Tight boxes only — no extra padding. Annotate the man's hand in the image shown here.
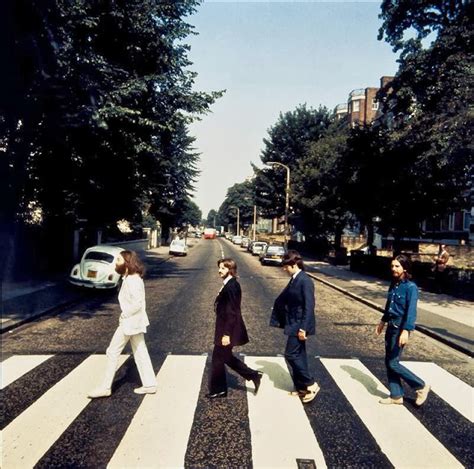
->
[375,321,385,336]
[398,330,409,346]
[221,335,231,346]
[297,329,307,341]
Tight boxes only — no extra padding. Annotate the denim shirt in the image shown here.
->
[382,279,418,331]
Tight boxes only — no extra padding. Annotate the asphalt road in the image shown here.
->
[2,238,473,468]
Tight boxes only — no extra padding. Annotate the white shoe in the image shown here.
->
[134,386,157,395]
[301,383,320,403]
[87,388,111,399]
[415,384,431,406]
[379,396,403,405]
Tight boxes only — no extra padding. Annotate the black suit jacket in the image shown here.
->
[214,276,249,346]
[270,270,316,336]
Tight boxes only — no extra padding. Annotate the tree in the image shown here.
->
[217,180,256,231]
[293,118,352,246]
[175,198,201,228]
[1,0,223,274]
[375,0,473,237]
[206,209,218,228]
[254,105,332,218]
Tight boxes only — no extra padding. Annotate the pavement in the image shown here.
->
[1,243,473,356]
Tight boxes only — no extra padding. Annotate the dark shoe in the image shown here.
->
[206,391,227,399]
[252,371,264,395]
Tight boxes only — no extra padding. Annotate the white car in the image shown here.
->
[169,239,188,256]
[69,245,124,289]
[232,235,243,245]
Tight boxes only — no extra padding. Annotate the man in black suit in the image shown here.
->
[207,258,263,399]
[270,250,319,403]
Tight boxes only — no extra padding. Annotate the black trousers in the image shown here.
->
[209,345,257,393]
[284,335,314,391]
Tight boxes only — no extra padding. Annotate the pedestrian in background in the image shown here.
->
[207,258,263,399]
[88,250,156,398]
[432,243,450,293]
[376,254,430,406]
[270,250,319,404]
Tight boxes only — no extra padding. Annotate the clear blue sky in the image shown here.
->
[187,1,399,218]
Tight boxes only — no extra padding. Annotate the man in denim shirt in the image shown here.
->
[375,255,431,406]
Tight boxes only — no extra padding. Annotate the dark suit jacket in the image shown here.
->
[214,276,249,346]
[270,270,316,336]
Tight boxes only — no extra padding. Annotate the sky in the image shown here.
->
[187,1,400,218]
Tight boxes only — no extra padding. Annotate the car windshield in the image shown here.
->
[266,246,285,254]
[84,251,115,263]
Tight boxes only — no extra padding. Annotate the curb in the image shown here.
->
[1,254,173,335]
[307,272,473,358]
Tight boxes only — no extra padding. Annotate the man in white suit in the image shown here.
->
[88,250,157,398]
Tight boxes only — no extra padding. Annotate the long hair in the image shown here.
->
[121,250,146,278]
[217,258,238,277]
[394,254,412,280]
[282,250,305,271]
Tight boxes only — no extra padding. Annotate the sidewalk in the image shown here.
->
[0,245,172,334]
[305,261,474,356]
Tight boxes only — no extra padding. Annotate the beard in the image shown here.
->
[115,263,127,276]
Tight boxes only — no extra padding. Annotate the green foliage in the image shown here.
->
[293,119,352,238]
[2,0,223,237]
[376,0,473,237]
[254,104,331,218]
[217,180,256,229]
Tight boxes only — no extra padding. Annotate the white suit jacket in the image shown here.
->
[118,274,150,335]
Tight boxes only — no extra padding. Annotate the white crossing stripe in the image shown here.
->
[402,361,474,423]
[245,356,327,469]
[108,354,207,469]
[1,354,128,469]
[1,355,53,389]
[321,358,463,469]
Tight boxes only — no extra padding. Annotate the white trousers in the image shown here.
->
[102,325,156,389]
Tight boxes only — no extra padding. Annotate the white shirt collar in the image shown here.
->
[292,270,302,280]
[223,275,233,286]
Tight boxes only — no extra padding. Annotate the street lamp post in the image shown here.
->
[266,161,290,249]
[229,205,240,236]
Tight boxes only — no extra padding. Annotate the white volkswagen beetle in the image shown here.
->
[69,245,124,289]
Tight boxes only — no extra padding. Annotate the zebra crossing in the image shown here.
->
[1,353,472,468]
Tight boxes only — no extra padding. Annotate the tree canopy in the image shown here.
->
[1,0,222,240]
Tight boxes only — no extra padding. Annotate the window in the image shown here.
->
[372,98,379,110]
[84,251,115,263]
[352,100,360,112]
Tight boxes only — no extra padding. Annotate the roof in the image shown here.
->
[83,245,125,256]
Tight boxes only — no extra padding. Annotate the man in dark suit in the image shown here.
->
[207,258,262,399]
[270,250,319,403]
[207,258,263,399]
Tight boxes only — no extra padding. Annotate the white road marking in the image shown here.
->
[1,354,128,468]
[245,356,327,469]
[1,355,53,389]
[402,361,474,422]
[108,354,207,469]
[321,358,463,469]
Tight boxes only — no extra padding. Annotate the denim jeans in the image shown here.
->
[385,325,424,398]
[285,335,314,391]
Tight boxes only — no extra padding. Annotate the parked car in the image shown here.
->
[251,241,268,256]
[232,235,243,245]
[169,238,188,256]
[259,244,286,265]
[241,237,250,248]
[69,245,124,289]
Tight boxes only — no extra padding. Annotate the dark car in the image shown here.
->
[259,244,286,265]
